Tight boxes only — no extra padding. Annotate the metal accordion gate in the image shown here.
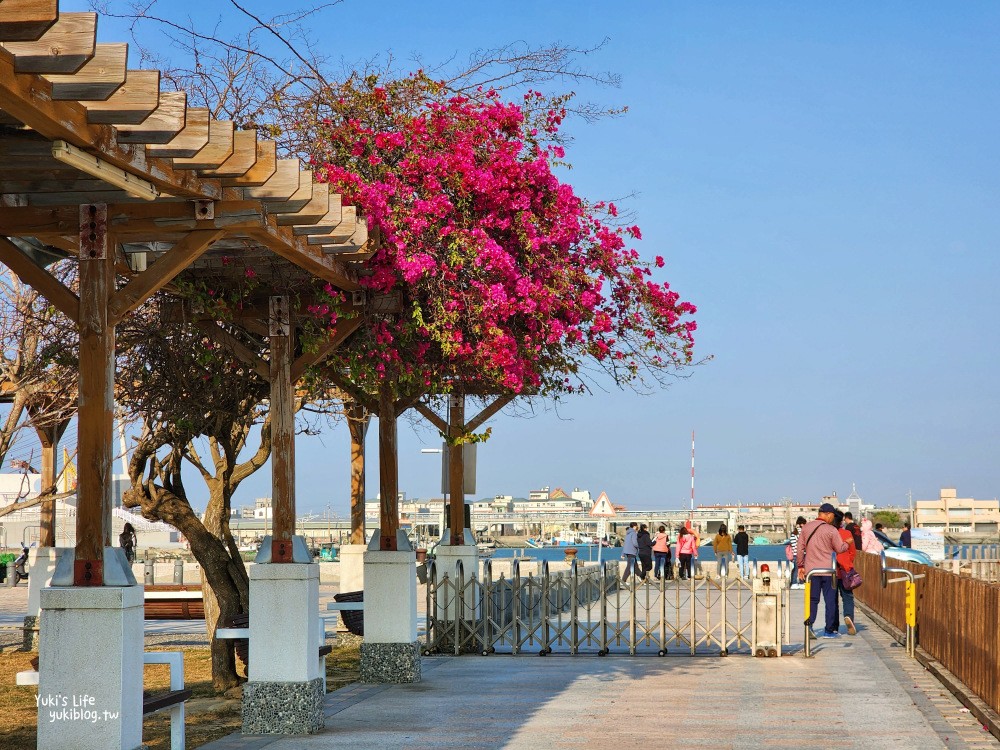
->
[423,558,793,656]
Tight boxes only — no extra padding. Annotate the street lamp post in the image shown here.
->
[420,448,445,545]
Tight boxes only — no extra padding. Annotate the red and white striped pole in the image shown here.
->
[690,430,695,521]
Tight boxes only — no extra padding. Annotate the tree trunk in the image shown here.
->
[124,482,248,691]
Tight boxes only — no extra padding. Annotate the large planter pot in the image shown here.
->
[564,547,579,562]
[415,548,428,564]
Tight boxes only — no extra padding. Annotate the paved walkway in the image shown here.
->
[200,600,999,750]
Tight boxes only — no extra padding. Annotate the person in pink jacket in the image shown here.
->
[861,518,882,555]
[677,527,698,580]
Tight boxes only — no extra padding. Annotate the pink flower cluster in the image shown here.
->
[313,76,696,395]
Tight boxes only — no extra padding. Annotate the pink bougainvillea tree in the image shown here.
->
[308,74,697,404]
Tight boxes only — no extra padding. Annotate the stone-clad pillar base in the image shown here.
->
[360,642,421,683]
[22,614,38,651]
[242,678,325,735]
[338,543,366,592]
[37,584,143,750]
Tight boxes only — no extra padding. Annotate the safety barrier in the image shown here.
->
[423,558,793,656]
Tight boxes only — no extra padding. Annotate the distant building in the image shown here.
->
[915,488,1000,534]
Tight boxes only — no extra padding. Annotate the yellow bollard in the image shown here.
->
[904,581,916,628]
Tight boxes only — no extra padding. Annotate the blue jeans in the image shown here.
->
[837,578,855,623]
[653,552,670,578]
[716,552,732,576]
[806,575,838,634]
[622,555,639,581]
[736,554,749,577]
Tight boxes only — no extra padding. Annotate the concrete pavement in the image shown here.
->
[199,600,1000,750]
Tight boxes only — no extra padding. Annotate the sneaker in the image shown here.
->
[818,631,840,639]
[845,616,856,635]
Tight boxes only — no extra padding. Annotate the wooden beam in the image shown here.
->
[146,107,210,159]
[0,0,59,42]
[0,236,79,322]
[378,384,399,551]
[269,295,296,558]
[33,417,69,547]
[448,394,465,545]
[347,402,368,544]
[264,169,313,212]
[275,180,329,225]
[222,139,276,187]
[200,129,257,178]
[83,69,160,125]
[243,158,299,201]
[4,12,96,74]
[0,48,220,199]
[466,394,515,432]
[290,316,360,382]
[172,119,234,170]
[75,203,114,584]
[0,201,264,238]
[293,195,342,235]
[194,321,269,381]
[413,402,448,434]
[247,221,359,292]
[44,43,127,101]
[108,228,224,324]
[115,90,186,144]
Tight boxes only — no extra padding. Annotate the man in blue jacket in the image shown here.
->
[621,522,639,583]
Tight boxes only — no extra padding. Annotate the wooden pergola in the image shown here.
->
[0,3,377,581]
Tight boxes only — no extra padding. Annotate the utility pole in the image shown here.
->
[908,489,914,528]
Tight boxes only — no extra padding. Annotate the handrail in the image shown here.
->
[802,552,837,658]
[880,550,917,657]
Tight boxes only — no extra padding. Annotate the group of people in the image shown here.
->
[794,503,874,638]
[621,521,750,583]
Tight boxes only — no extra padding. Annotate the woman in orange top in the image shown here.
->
[832,509,858,635]
[652,525,672,580]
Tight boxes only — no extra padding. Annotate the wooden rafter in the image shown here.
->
[0,47,220,199]
[290,316,361,383]
[0,0,59,42]
[108,228,225,323]
[4,12,96,74]
[194,320,269,381]
[0,236,79,322]
[44,43,128,101]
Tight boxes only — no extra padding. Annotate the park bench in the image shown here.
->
[216,613,334,691]
[17,652,191,750]
[327,590,365,636]
[144,585,205,620]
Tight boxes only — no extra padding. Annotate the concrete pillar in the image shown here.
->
[338,543,366,593]
[37,584,144,750]
[23,547,68,650]
[242,560,324,735]
[361,539,420,683]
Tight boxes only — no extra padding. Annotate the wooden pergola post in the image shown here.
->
[378,384,398,550]
[34,417,69,548]
[347,402,368,545]
[448,393,466,546]
[269,295,296,562]
[74,203,114,586]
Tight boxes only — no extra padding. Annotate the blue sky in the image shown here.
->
[52,1,1000,512]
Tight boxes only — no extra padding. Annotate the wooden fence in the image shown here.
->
[854,551,1000,715]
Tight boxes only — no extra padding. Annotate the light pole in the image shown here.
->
[420,448,445,545]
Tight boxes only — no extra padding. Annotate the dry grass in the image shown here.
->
[1,641,361,748]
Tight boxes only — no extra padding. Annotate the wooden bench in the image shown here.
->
[144,585,205,620]
[216,614,333,691]
[16,653,191,750]
[327,592,364,636]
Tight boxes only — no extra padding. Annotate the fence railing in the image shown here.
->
[424,557,793,657]
[855,551,1000,715]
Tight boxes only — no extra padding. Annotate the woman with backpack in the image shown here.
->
[119,522,138,564]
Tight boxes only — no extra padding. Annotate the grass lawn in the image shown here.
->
[1,642,361,748]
